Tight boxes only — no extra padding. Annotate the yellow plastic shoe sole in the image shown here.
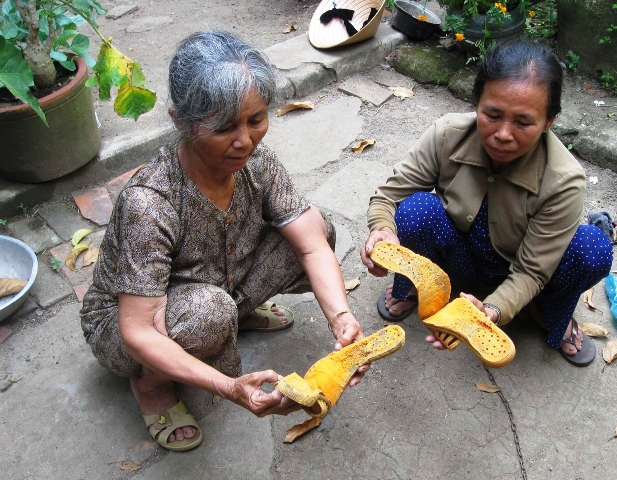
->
[277,324,405,442]
[422,297,516,368]
[370,241,515,368]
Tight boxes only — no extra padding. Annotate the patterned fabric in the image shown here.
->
[80,141,328,377]
[393,191,613,347]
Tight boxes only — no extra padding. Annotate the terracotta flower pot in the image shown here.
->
[0,57,101,183]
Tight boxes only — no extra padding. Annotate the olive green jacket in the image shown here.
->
[368,112,586,324]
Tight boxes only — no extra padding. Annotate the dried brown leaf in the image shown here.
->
[580,322,609,337]
[276,101,314,116]
[475,382,501,393]
[82,247,99,267]
[603,340,617,363]
[0,278,27,298]
[284,416,323,443]
[282,21,298,33]
[65,242,89,271]
[583,287,600,311]
[344,277,361,293]
[388,86,414,99]
[114,460,142,472]
[351,138,376,153]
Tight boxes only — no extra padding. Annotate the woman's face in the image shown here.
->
[189,87,269,175]
[477,78,555,171]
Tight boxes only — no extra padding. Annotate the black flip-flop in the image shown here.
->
[559,319,596,367]
[377,292,417,322]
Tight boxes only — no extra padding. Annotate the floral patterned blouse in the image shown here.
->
[84,141,309,304]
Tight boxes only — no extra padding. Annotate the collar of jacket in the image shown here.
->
[449,123,545,195]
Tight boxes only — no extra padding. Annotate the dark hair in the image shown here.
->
[169,30,276,135]
[472,41,563,120]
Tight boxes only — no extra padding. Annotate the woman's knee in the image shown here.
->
[166,284,238,354]
[568,225,614,276]
[395,191,445,236]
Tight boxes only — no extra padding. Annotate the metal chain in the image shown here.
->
[483,365,528,480]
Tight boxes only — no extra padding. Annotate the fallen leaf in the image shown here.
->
[388,86,414,99]
[65,242,89,271]
[276,101,314,116]
[476,382,501,393]
[344,277,361,293]
[0,278,27,298]
[580,322,609,337]
[282,21,298,33]
[114,460,142,472]
[212,395,221,404]
[82,247,99,267]
[603,340,617,363]
[583,287,600,311]
[284,416,322,443]
[351,138,375,153]
[71,228,92,247]
[608,112,615,118]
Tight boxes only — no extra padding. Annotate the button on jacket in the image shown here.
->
[368,112,586,323]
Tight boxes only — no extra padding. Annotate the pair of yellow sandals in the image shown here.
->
[277,241,515,442]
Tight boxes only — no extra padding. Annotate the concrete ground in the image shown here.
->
[2,3,617,480]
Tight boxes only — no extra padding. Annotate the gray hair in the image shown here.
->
[169,30,276,135]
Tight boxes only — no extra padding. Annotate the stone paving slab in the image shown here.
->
[338,74,393,106]
[265,96,363,174]
[37,202,94,242]
[4,216,62,254]
[306,158,394,220]
[29,256,74,308]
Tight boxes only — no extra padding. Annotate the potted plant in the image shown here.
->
[438,0,533,60]
[0,0,156,183]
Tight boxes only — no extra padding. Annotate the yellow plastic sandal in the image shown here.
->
[370,241,515,368]
[276,325,405,442]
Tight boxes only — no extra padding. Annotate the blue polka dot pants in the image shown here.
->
[392,192,613,348]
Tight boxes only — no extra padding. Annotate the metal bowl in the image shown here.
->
[0,235,38,322]
[391,0,441,40]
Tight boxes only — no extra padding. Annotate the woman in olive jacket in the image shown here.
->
[361,41,613,367]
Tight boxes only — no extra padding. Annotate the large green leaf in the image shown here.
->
[114,82,157,120]
[0,37,47,125]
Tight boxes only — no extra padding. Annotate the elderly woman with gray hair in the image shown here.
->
[80,31,367,452]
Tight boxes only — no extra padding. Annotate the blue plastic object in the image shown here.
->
[606,273,617,322]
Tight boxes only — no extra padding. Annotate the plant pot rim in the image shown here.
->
[0,56,89,117]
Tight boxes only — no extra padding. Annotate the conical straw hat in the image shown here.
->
[309,0,386,49]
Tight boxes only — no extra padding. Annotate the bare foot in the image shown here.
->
[384,284,417,316]
[130,368,196,444]
[257,304,289,328]
[561,318,583,355]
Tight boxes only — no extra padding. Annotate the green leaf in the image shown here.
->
[1,22,18,40]
[114,82,157,120]
[0,37,47,125]
[59,58,77,71]
[90,42,156,119]
[68,34,96,67]
[50,49,69,62]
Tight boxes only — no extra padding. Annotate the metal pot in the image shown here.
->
[390,1,441,40]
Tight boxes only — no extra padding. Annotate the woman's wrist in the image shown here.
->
[482,303,502,326]
[327,310,354,333]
